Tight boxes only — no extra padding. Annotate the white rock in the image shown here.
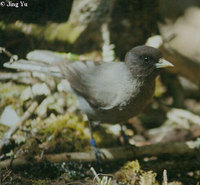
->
[20,86,33,101]
[103,124,121,136]
[57,79,72,92]
[0,106,20,127]
[32,83,51,96]
[145,35,163,48]
[36,96,54,117]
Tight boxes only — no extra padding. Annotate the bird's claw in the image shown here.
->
[90,139,106,167]
[92,146,106,162]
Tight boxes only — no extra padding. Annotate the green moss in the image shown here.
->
[2,20,84,47]
[34,113,90,153]
[0,123,8,139]
[55,50,102,61]
[31,179,47,185]
[13,21,45,40]
[0,82,26,115]
[21,138,40,160]
[0,82,26,98]
[123,160,141,173]
[154,77,166,97]
[45,22,85,43]
[140,171,157,185]
[0,21,6,29]
[55,52,79,61]
[116,160,158,185]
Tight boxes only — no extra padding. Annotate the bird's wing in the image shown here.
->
[58,60,136,109]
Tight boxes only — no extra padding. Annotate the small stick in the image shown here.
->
[91,167,100,183]
[163,169,168,185]
[0,102,38,153]
[0,47,18,63]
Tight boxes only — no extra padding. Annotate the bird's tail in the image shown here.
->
[3,50,68,78]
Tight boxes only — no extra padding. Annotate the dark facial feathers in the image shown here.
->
[125,45,163,77]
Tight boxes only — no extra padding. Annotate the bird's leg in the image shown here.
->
[89,121,106,167]
[120,123,129,145]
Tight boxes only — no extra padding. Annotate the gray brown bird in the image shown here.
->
[3,45,173,159]
[57,46,173,124]
[4,45,173,124]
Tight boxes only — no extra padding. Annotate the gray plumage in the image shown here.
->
[4,46,173,123]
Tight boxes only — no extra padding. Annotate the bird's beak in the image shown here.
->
[155,58,174,68]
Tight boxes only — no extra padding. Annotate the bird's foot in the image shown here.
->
[90,139,106,169]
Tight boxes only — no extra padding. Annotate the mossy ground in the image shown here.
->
[0,52,200,184]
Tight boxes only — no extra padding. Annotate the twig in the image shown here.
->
[0,47,18,63]
[145,35,200,84]
[163,169,168,185]
[91,167,100,183]
[0,102,38,153]
[2,169,12,183]
[160,44,200,85]
[101,22,115,62]
[0,140,200,169]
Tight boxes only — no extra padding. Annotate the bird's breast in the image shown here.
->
[88,78,156,123]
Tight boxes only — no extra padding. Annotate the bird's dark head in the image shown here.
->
[125,45,173,77]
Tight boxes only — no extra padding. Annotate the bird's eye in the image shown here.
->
[143,56,149,63]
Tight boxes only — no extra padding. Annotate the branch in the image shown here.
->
[0,140,199,169]
[160,44,200,85]
[146,35,200,85]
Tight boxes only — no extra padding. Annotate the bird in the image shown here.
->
[4,45,173,161]
[55,45,173,124]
